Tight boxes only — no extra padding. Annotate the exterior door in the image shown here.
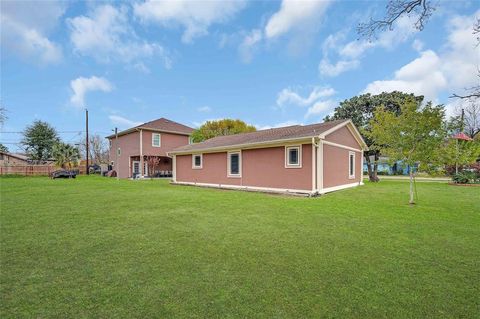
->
[132,161,140,177]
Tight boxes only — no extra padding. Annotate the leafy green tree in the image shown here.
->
[191,119,256,143]
[324,91,424,182]
[21,120,59,162]
[369,99,445,204]
[52,142,80,169]
[0,143,8,153]
[440,138,480,174]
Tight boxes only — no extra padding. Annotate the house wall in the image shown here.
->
[175,143,313,191]
[109,130,190,178]
[325,126,361,149]
[322,125,363,189]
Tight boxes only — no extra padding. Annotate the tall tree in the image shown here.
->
[369,99,445,204]
[52,142,80,169]
[191,119,256,143]
[21,120,59,162]
[324,91,424,182]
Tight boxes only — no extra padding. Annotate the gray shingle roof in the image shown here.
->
[106,117,193,138]
[171,119,348,153]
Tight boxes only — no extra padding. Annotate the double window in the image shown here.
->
[285,146,302,168]
[192,154,203,169]
[152,133,161,147]
[228,151,241,177]
[349,151,355,179]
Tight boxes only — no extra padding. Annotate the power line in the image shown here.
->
[0,131,85,134]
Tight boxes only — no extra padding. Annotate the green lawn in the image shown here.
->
[1,176,479,318]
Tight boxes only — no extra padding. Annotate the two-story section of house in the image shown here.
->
[106,118,194,178]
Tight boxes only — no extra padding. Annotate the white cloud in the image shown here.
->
[0,1,64,64]
[277,86,336,108]
[305,100,337,118]
[256,120,302,130]
[133,0,247,43]
[109,115,143,128]
[265,0,331,39]
[68,5,171,68]
[197,106,212,113]
[70,76,113,107]
[239,29,262,63]
[320,15,418,77]
[363,11,479,103]
[319,58,360,77]
[412,39,424,52]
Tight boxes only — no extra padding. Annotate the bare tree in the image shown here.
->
[0,106,7,127]
[357,0,435,40]
[457,102,480,138]
[78,134,109,164]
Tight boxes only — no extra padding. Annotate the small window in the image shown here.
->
[349,151,355,179]
[117,147,121,156]
[192,154,202,169]
[188,136,193,144]
[228,151,241,177]
[285,146,302,168]
[152,133,161,147]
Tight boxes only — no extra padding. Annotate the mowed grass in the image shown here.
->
[1,176,479,318]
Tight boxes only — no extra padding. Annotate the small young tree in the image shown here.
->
[441,138,480,174]
[369,100,445,204]
[22,120,59,162]
[52,142,80,169]
[145,156,161,177]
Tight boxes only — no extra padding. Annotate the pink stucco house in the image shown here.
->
[106,118,193,179]
[169,119,368,195]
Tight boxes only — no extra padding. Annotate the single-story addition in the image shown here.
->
[106,118,193,179]
[169,119,368,196]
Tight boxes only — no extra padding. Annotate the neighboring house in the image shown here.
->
[0,152,29,166]
[106,118,194,179]
[169,119,368,195]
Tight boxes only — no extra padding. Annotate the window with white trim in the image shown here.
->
[192,154,202,169]
[228,151,241,177]
[349,151,355,179]
[188,136,193,144]
[285,145,302,168]
[152,133,161,147]
[117,147,121,156]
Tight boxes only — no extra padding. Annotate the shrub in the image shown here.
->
[452,171,478,184]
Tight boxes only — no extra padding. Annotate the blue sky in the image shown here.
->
[1,0,479,152]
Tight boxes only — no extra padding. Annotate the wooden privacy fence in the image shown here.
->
[0,165,86,176]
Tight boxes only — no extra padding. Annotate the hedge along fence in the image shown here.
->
[0,165,86,176]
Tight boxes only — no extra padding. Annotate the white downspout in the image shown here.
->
[139,129,144,178]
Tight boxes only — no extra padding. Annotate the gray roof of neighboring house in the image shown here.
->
[0,152,29,161]
[106,117,194,138]
[171,119,350,154]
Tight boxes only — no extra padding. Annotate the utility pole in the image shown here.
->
[460,108,465,132]
[115,127,119,180]
[85,108,89,175]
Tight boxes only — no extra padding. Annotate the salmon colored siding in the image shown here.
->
[325,126,361,149]
[321,124,363,189]
[176,144,313,191]
[141,131,190,156]
[109,130,190,178]
[322,144,362,188]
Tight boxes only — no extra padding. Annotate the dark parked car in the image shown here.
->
[88,164,101,174]
[51,170,77,179]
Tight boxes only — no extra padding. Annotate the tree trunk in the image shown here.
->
[409,168,415,205]
[365,153,380,182]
